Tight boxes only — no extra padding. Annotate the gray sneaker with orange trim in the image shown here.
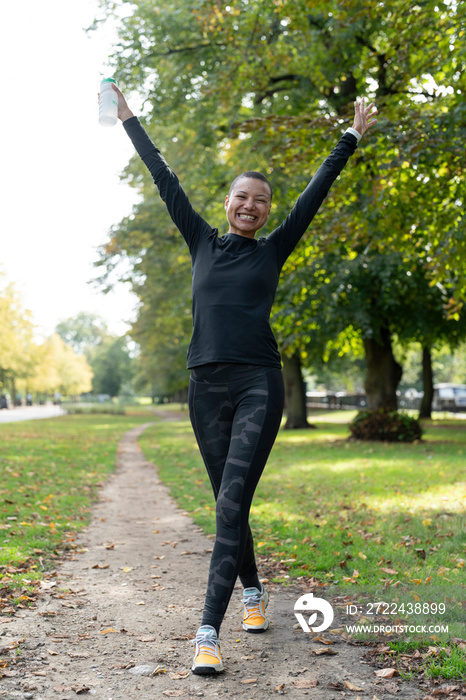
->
[241,584,269,632]
[191,625,224,675]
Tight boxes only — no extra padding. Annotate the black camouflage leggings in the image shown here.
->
[188,363,285,633]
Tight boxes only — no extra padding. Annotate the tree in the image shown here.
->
[87,335,134,397]
[0,276,35,399]
[56,314,136,399]
[56,313,108,355]
[93,0,465,420]
[26,334,93,397]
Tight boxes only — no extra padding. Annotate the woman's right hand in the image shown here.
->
[111,83,134,122]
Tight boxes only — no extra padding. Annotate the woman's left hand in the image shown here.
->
[352,98,378,137]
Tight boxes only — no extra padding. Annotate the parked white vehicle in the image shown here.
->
[432,384,466,412]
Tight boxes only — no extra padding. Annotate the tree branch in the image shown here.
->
[146,42,226,58]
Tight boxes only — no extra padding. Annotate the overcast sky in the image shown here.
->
[0,0,140,338]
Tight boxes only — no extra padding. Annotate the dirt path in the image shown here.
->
[0,418,426,700]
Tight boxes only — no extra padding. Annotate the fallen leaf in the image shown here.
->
[39,581,57,590]
[47,649,59,656]
[150,665,167,675]
[162,691,185,697]
[100,628,118,634]
[292,679,318,688]
[169,671,190,680]
[241,655,256,660]
[92,563,110,569]
[240,678,258,684]
[345,680,365,691]
[1,639,24,651]
[274,683,286,692]
[75,687,90,695]
[426,646,443,657]
[53,685,71,692]
[358,552,367,560]
[382,682,399,694]
[137,635,156,642]
[135,601,146,605]
[328,681,345,690]
[312,648,338,655]
[380,568,399,575]
[122,566,134,573]
[313,635,334,645]
[431,687,460,695]
[374,668,397,678]
[32,670,47,676]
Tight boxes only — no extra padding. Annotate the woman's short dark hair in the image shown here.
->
[228,171,273,200]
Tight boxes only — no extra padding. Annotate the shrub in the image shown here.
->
[64,403,126,415]
[349,408,423,442]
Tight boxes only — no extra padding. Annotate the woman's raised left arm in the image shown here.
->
[268,98,379,266]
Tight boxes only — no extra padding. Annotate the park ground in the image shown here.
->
[0,406,464,699]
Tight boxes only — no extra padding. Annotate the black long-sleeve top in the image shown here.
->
[123,117,358,369]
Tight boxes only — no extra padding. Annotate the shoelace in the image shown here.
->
[242,594,262,619]
[194,633,220,659]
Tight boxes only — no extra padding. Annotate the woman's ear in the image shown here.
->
[224,195,230,209]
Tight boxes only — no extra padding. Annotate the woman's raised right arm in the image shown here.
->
[112,85,211,253]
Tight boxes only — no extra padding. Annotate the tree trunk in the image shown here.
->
[282,353,312,429]
[418,345,433,419]
[363,327,402,410]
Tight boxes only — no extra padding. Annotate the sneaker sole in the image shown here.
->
[192,664,224,675]
[242,619,269,633]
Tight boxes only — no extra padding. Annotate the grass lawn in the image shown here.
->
[0,412,151,608]
[138,408,465,678]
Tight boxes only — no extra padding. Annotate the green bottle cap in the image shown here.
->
[101,78,116,84]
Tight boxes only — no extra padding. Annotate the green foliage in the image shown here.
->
[0,275,35,391]
[64,403,126,415]
[87,335,135,397]
[93,0,466,404]
[0,276,93,398]
[425,646,466,680]
[349,408,423,442]
[55,312,108,355]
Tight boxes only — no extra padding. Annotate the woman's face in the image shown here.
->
[224,177,272,238]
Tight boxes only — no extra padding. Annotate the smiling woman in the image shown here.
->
[225,172,272,237]
[103,82,378,675]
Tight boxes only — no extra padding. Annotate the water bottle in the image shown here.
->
[99,78,118,127]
